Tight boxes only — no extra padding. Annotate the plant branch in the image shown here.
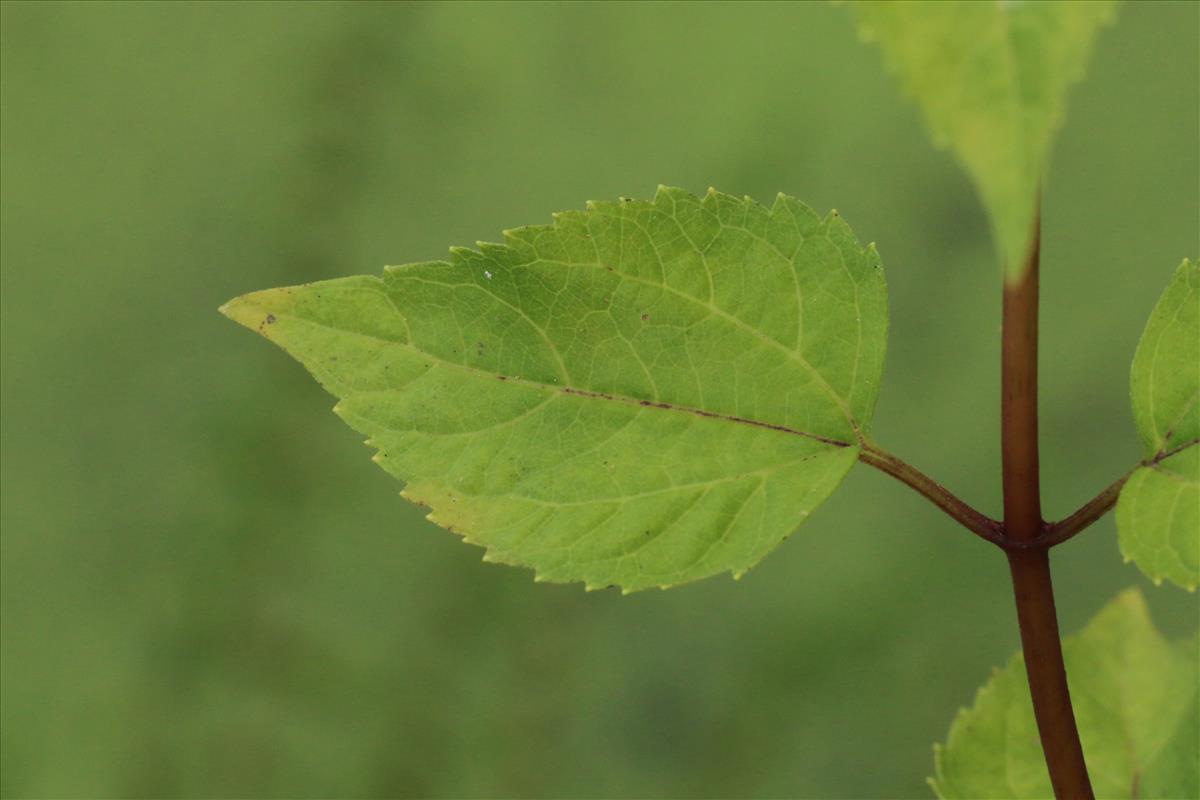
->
[1040,438,1198,548]
[1040,471,1131,548]
[858,444,1003,544]
[1001,201,1094,800]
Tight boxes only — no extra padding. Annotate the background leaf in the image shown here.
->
[1118,258,1199,590]
[223,188,887,591]
[853,0,1115,278]
[931,588,1199,799]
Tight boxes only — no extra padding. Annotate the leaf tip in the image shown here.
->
[219,290,285,336]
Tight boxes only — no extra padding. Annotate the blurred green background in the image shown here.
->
[2,2,1197,797]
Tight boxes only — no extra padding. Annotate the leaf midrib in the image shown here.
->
[273,306,856,449]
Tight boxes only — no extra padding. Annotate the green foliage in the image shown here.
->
[1118,259,1200,590]
[853,0,1115,278]
[6,1,1196,795]
[222,187,888,591]
[932,589,1199,799]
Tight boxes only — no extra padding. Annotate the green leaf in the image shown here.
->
[221,187,887,591]
[853,1,1115,278]
[1118,258,1200,590]
[932,588,1199,800]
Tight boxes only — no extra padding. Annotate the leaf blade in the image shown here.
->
[222,188,888,590]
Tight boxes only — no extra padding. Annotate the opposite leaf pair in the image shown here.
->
[221,189,1198,594]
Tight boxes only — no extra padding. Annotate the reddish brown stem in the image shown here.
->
[1001,205,1094,799]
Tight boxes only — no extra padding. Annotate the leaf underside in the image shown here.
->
[222,187,888,591]
[1118,258,1200,591]
[932,589,1199,800]
[853,0,1115,278]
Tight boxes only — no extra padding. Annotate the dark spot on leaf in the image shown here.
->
[497,375,508,381]
[265,314,276,324]
[640,313,650,322]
